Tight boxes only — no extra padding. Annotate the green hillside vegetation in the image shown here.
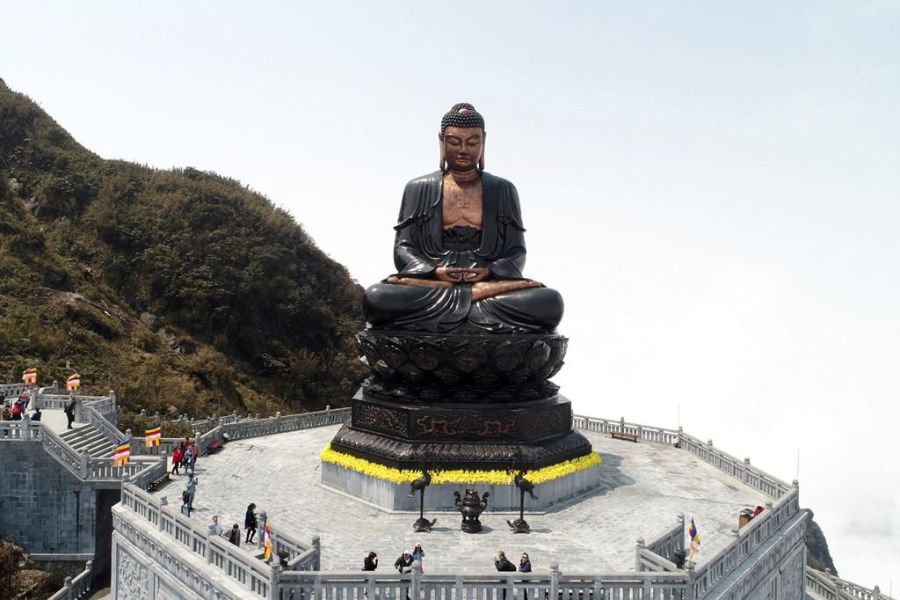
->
[0,78,366,429]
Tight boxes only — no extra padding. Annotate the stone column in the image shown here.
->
[676,513,686,553]
[269,564,282,600]
[635,538,645,572]
[550,562,559,600]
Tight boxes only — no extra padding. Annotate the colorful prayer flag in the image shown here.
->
[66,373,81,392]
[145,425,162,447]
[262,524,273,562]
[113,441,131,467]
[22,368,37,385]
[688,518,701,561]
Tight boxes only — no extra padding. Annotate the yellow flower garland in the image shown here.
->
[319,444,601,485]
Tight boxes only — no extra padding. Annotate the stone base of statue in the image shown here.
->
[322,329,601,511]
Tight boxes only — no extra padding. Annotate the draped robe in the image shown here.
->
[363,171,563,333]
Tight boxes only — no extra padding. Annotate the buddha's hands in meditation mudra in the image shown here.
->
[363,103,563,333]
[387,266,542,302]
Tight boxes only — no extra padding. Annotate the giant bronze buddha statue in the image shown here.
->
[327,103,594,481]
[363,103,564,334]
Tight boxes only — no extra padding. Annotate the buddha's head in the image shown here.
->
[439,102,485,172]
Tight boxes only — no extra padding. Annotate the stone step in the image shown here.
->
[68,430,106,451]
[84,438,114,457]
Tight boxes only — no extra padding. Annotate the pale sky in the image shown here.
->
[3,1,899,589]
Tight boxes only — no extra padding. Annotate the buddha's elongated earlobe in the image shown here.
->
[479,132,486,171]
[439,135,446,171]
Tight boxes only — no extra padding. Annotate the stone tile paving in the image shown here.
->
[150,425,769,574]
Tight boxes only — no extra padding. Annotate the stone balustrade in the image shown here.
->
[46,560,93,600]
[275,568,691,600]
[119,483,280,596]
[689,486,804,598]
[196,407,351,454]
[0,382,27,398]
[672,432,790,499]
[573,414,681,445]
[639,513,685,570]
[806,567,892,600]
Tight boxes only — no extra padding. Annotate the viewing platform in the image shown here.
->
[146,423,770,572]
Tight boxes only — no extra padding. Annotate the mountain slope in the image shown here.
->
[0,78,366,427]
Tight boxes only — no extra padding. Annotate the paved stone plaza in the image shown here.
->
[150,425,768,574]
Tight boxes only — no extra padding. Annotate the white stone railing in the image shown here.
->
[275,568,691,600]
[571,414,792,500]
[46,560,93,600]
[806,567,894,600]
[0,382,27,398]
[689,486,803,598]
[196,407,351,454]
[0,419,44,442]
[638,514,685,571]
[573,414,681,445]
[120,482,305,596]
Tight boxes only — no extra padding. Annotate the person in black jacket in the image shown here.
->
[363,551,378,571]
[495,551,516,572]
[394,551,413,573]
[244,503,258,544]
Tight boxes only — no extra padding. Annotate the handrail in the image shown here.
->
[676,431,791,499]
[573,414,681,445]
[46,560,93,600]
[806,567,895,600]
[690,487,803,598]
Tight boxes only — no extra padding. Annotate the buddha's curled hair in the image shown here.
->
[440,103,485,135]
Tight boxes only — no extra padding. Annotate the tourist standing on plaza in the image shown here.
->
[30,407,42,421]
[208,515,224,537]
[228,524,241,546]
[518,553,531,572]
[182,474,197,516]
[64,397,76,429]
[188,442,199,474]
[495,551,516,572]
[363,551,378,571]
[394,551,413,573]
[171,445,183,475]
[244,503,258,544]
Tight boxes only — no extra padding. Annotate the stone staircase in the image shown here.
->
[59,424,116,458]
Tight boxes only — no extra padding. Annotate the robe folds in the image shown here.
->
[363,171,563,333]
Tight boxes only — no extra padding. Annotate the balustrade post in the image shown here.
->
[635,538,645,571]
[684,563,696,600]
[873,585,881,600]
[269,563,282,600]
[159,497,168,531]
[206,531,214,563]
[677,513,686,552]
[366,575,377,600]
[80,449,89,479]
[619,416,625,432]
[63,575,73,599]
[275,411,282,432]
[742,458,751,483]
[412,563,422,600]
[550,562,559,600]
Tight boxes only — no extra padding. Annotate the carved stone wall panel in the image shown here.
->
[115,540,149,600]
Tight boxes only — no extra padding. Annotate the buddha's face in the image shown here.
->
[441,126,484,171]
